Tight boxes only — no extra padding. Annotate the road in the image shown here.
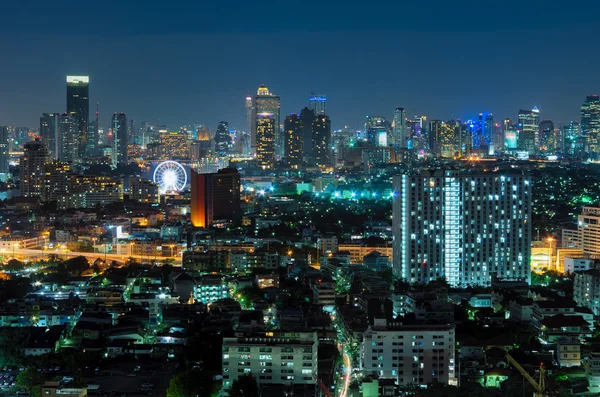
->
[338,344,352,397]
[4,247,182,265]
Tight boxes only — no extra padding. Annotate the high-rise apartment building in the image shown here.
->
[130,178,159,204]
[312,114,331,166]
[42,161,71,202]
[392,169,531,287]
[66,76,89,159]
[577,207,600,259]
[252,85,280,157]
[517,107,540,154]
[40,113,60,159]
[190,168,241,228]
[20,139,48,197]
[393,107,408,149]
[563,121,584,156]
[0,126,9,175]
[362,319,456,386]
[538,120,555,152]
[57,113,79,164]
[309,93,327,115]
[214,121,232,156]
[111,112,128,168]
[430,121,460,158]
[160,132,189,160]
[256,113,276,169]
[222,331,318,391]
[582,95,600,154]
[284,113,303,168]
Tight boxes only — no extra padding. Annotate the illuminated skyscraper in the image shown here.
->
[66,76,90,158]
[111,112,128,168]
[312,114,331,166]
[430,120,460,158]
[563,121,584,156]
[57,113,79,164]
[365,116,392,147]
[393,107,408,148]
[392,169,531,287]
[538,120,555,152]
[517,107,540,154]
[492,122,504,152]
[245,96,253,155]
[284,113,303,168]
[160,132,189,159]
[309,93,327,115]
[256,113,275,169]
[191,168,241,228]
[214,121,232,156]
[252,85,280,157]
[40,113,59,159]
[582,95,600,154]
[20,139,48,197]
[0,126,8,174]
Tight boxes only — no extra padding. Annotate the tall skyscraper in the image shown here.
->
[300,107,315,159]
[365,116,392,147]
[111,112,128,168]
[20,139,48,197]
[256,113,275,169]
[284,113,303,168]
[392,169,531,287]
[563,121,584,156]
[66,76,89,159]
[214,121,232,156]
[57,113,79,164]
[309,93,327,115]
[191,167,241,228]
[252,85,280,157]
[393,107,408,149]
[581,95,600,154]
[517,107,540,154]
[538,120,555,152]
[473,112,493,151]
[492,122,504,152]
[0,126,8,175]
[312,114,331,166]
[428,120,443,156]
[430,120,460,158]
[40,113,59,159]
[245,96,253,155]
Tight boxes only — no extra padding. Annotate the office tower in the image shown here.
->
[492,122,504,152]
[362,320,456,386]
[581,95,600,154]
[393,107,408,148]
[300,107,315,158]
[439,121,460,158]
[0,126,8,175]
[563,121,584,156]
[428,120,443,156]
[459,122,473,157]
[190,167,241,228]
[40,113,59,159]
[366,116,392,147]
[214,121,232,156]
[66,76,90,159]
[159,132,189,159]
[130,178,159,203]
[517,107,540,154]
[57,113,79,164]
[111,112,128,168]
[483,112,493,151]
[392,169,531,287]
[309,93,327,115]
[192,124,211,141]
[222,331,318,391]
[284,113,303,168]
[312,114,331,166]
[538,120,555,152]
[42,161,71,202]
[252,85,280,157]
[256,113,275,169]
[20,139,48,197]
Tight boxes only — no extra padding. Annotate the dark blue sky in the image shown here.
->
[1,0,599,131]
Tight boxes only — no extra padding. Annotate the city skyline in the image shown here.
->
[1,2,599,131]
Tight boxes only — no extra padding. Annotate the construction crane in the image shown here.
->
[506,352,548,397]
[312,373,333,397]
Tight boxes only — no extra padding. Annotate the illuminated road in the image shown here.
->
[338,344,352,397]
[3,248,182,265]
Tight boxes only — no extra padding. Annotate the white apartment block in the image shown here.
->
[362,319,456,386]
[222,332,318,390]
[574,270,600,316]
[392,170,531,287]
[579,207,600,258]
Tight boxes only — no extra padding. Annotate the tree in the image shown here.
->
[5,259,25,271]
[228,374,259,397]
[166,368,217,397]
[16,367,44,397]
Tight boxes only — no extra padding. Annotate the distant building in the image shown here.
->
[0,126,8,174]
[66,75,90,159]
[253,85,280,157]
[256,113,275,169]
[130,178,159,204]
[214,121,232,156]
[309,93,327,115]
[20,139,48,197]
[574,270,600,316]
[111,112,128,168]
[312,114,331,166]
[160,132,189,159]
[393,107,408,149]
[393,169,531,287]
[40,113,60,159]
[58,113,79,164]
[283,113,303,168]
[582,95,600,154]
[365,116,392,147]
[517,107,540,154]
[190,167,241,228]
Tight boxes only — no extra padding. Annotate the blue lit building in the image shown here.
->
[309,93,327,116]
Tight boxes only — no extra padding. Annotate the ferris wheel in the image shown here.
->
[153,161,187,193]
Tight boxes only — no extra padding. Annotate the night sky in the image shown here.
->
[1,1,599,131]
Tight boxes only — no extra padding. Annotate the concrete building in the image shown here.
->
[361,319,456,386]
[222,331,318,390]
[574,269,600,316]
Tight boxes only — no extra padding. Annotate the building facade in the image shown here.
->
[20,139,48,197]
[111,112,128,168]
[392,169,531,287]
[190,168,241,228]
[253,85,280,157]
[256,113,275,169]
[284,114,303,168]
[66,76,89,159]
